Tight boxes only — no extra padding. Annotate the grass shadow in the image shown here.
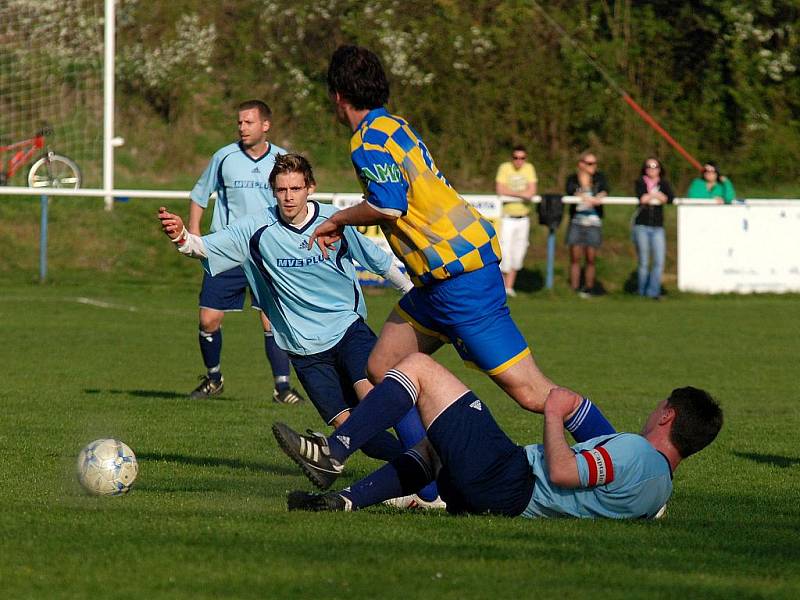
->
[83,388,241,401]
[623,270,638,294]
[732,451,800,468]
[622,270,671,298]
[136,451,299,476]
[515,268,544,293]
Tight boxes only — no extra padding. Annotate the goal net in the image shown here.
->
[0,0,103,187]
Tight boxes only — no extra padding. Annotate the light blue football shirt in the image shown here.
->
[191,141,286,233]
[201,201,395,355]
[521,433,673,519]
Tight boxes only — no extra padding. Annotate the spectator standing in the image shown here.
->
[632,157,675,299]
[495,145,538,297]
[566,151,608,296]
[687,162,736,204]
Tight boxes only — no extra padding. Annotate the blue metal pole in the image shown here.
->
[546,227,555,289]
[39,194,48,283]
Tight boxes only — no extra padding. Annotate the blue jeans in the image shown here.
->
[632,225,665,298]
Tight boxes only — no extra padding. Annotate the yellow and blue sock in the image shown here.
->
[565,397,616,442]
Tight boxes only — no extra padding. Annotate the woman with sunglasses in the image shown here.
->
[632,158,674,299]
[565,151,608,296]
[687,162,736,204]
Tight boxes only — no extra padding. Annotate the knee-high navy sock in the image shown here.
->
[326,369,417,464]
[565,397,616,442]
[199,329,222,380]
[340,448,434,509]
[360,430,404,462]
[394,408,426,449]
[264,332,290,392]
[394,408,438,501]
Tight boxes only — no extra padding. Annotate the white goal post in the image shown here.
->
[0,0,105,191]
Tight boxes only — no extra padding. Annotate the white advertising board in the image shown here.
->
[677,203,800,293]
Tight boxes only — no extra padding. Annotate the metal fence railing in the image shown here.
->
[1,185,795,285]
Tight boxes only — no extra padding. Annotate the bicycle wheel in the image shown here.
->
[28,154,82,189]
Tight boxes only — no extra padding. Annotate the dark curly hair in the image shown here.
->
[327,45,390,110]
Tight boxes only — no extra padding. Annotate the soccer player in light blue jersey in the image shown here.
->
[280,354,723,519]
[187,99,303,405]
[159,156,443,501]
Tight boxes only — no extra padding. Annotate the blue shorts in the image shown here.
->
[396,265,530,374]
[199,266,261,311]
[427,391,534,516]
[288,319,376,424]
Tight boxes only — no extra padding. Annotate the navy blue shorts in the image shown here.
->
[427,391,534,516]
[198,266,261,311]
[288,319,376,424]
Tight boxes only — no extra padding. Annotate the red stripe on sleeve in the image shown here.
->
[596,446,615,484]
[581,450,598,486]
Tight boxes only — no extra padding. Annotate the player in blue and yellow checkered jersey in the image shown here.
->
[349,108,501,285]
[309,45,604,426]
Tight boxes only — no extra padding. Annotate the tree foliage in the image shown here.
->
[112,0,800,191]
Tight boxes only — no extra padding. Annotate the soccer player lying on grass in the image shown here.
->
[274,353,722,518]
[308,45,610,432]
[158,154,440,500]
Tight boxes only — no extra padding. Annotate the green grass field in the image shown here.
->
[2,276,799,599]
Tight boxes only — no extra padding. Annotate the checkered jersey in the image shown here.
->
[350,108,500,285]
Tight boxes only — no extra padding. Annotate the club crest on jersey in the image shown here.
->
[469,399,482,411]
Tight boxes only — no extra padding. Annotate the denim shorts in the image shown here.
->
[566,222,602,248]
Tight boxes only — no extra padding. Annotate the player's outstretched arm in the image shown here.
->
[343,228,413,293]
[309,201,395,259]
[308,217,344,260]
[543,388,582,488]
[157,206,207,259]
[158,206,186,241]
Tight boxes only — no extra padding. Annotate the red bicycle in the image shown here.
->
[0,125,81,189]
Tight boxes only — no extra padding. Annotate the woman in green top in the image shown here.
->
[687,162,736,204]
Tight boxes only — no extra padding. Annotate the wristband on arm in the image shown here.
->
[172,228,208,259]
[385,263,414,293]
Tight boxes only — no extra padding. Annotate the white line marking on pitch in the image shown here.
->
[74,297,139,312]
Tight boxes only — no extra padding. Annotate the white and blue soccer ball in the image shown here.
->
[77,438,139,496]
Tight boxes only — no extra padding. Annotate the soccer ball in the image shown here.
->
[76,438,139,496]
